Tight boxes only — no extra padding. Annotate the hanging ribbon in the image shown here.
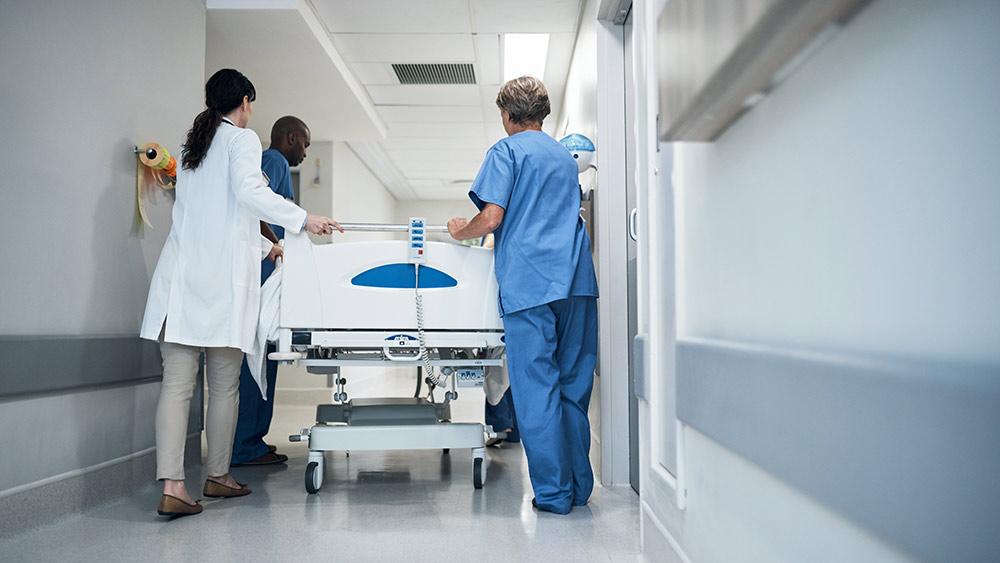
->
[136,157,152,228]
[135,142,178,229]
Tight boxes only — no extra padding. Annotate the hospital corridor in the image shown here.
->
[0,1,998,563]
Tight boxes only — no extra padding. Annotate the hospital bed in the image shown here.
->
[271,219,504,493]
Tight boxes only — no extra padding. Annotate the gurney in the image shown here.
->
[271,219,504,493]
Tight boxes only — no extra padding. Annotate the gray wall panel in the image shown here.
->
[0,336,161,398]
[677,339,1000,563]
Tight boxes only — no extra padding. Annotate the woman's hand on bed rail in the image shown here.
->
[305,214,344,235]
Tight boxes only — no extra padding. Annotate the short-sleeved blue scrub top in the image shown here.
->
[469,130,598,315]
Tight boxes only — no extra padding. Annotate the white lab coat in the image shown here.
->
[139,121,307,352]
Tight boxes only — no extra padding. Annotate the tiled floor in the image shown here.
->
[0,370,642,562]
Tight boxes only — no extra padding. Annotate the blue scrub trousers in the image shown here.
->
[503,296,598,514]
[231,343,278,464]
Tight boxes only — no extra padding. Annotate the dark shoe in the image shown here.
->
[267,444,277,454]
[231,451,288,467]
[157,494,203,517]
[203,478,252,498]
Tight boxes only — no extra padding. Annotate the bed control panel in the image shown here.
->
[408,217,426,264]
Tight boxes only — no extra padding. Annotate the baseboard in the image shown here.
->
[641,500,691,563]
[0,433,201,540]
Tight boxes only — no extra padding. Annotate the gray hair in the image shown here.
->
[495,76,551,125]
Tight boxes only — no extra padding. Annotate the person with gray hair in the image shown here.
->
[447,76,599,515]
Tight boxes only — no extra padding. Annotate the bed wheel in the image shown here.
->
[473,457,484,489]
[305,461,323,494]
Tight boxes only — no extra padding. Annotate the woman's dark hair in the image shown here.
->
[181,69,256,170]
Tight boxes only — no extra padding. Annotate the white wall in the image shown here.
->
[393,199,479,243]
[294,140,336,244]
[332,142,399,241]
[0,0,204,335]
[652,0,1000,561]
[293,140,399,242]
[675,0,1000,364]
[556,0,599,194]
[556,0,598,141]
[0,0,206,494]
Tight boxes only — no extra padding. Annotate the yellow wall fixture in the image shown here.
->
[133,143,177,228]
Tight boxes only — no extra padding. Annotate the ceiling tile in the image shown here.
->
[367,84,480,106]
[484,123,507,145]
[473,33,501,85]
[388,148,488,164]
[333,33,475,63]
[378,105,483,123]
[388,122,486,138]
[408,179,448,188]
[382,137,490,151]
[350,63,398,84]
[206,9,384,144]
[399,160,482,178]
[413,186,475,200]
[470,0,582,33]
[310,0,472,34]
[479,84,501,122]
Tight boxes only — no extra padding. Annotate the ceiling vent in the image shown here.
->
[392,63,476,85]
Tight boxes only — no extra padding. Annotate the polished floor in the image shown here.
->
[0,369,642,562]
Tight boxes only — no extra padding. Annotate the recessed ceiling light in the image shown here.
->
[502,33,549,82]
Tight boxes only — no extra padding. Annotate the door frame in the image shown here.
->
[593,15,632,487]
[628,0,690,557]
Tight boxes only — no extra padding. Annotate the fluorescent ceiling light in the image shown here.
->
[503,33,549,82]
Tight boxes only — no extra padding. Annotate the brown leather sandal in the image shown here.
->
[157,494,203,517]
[203,478,252,498]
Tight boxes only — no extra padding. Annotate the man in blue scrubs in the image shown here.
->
[231,116,310,466]
[448,77,598,514]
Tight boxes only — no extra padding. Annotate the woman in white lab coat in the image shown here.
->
[139,68,339,517]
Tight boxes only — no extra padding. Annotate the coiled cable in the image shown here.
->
[415,264,447,394]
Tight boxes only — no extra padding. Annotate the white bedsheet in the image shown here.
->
[484,346,509,406]
[248,261,282,399]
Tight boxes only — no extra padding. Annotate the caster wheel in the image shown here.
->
[473,457,484,489]
[305,461,323,494]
